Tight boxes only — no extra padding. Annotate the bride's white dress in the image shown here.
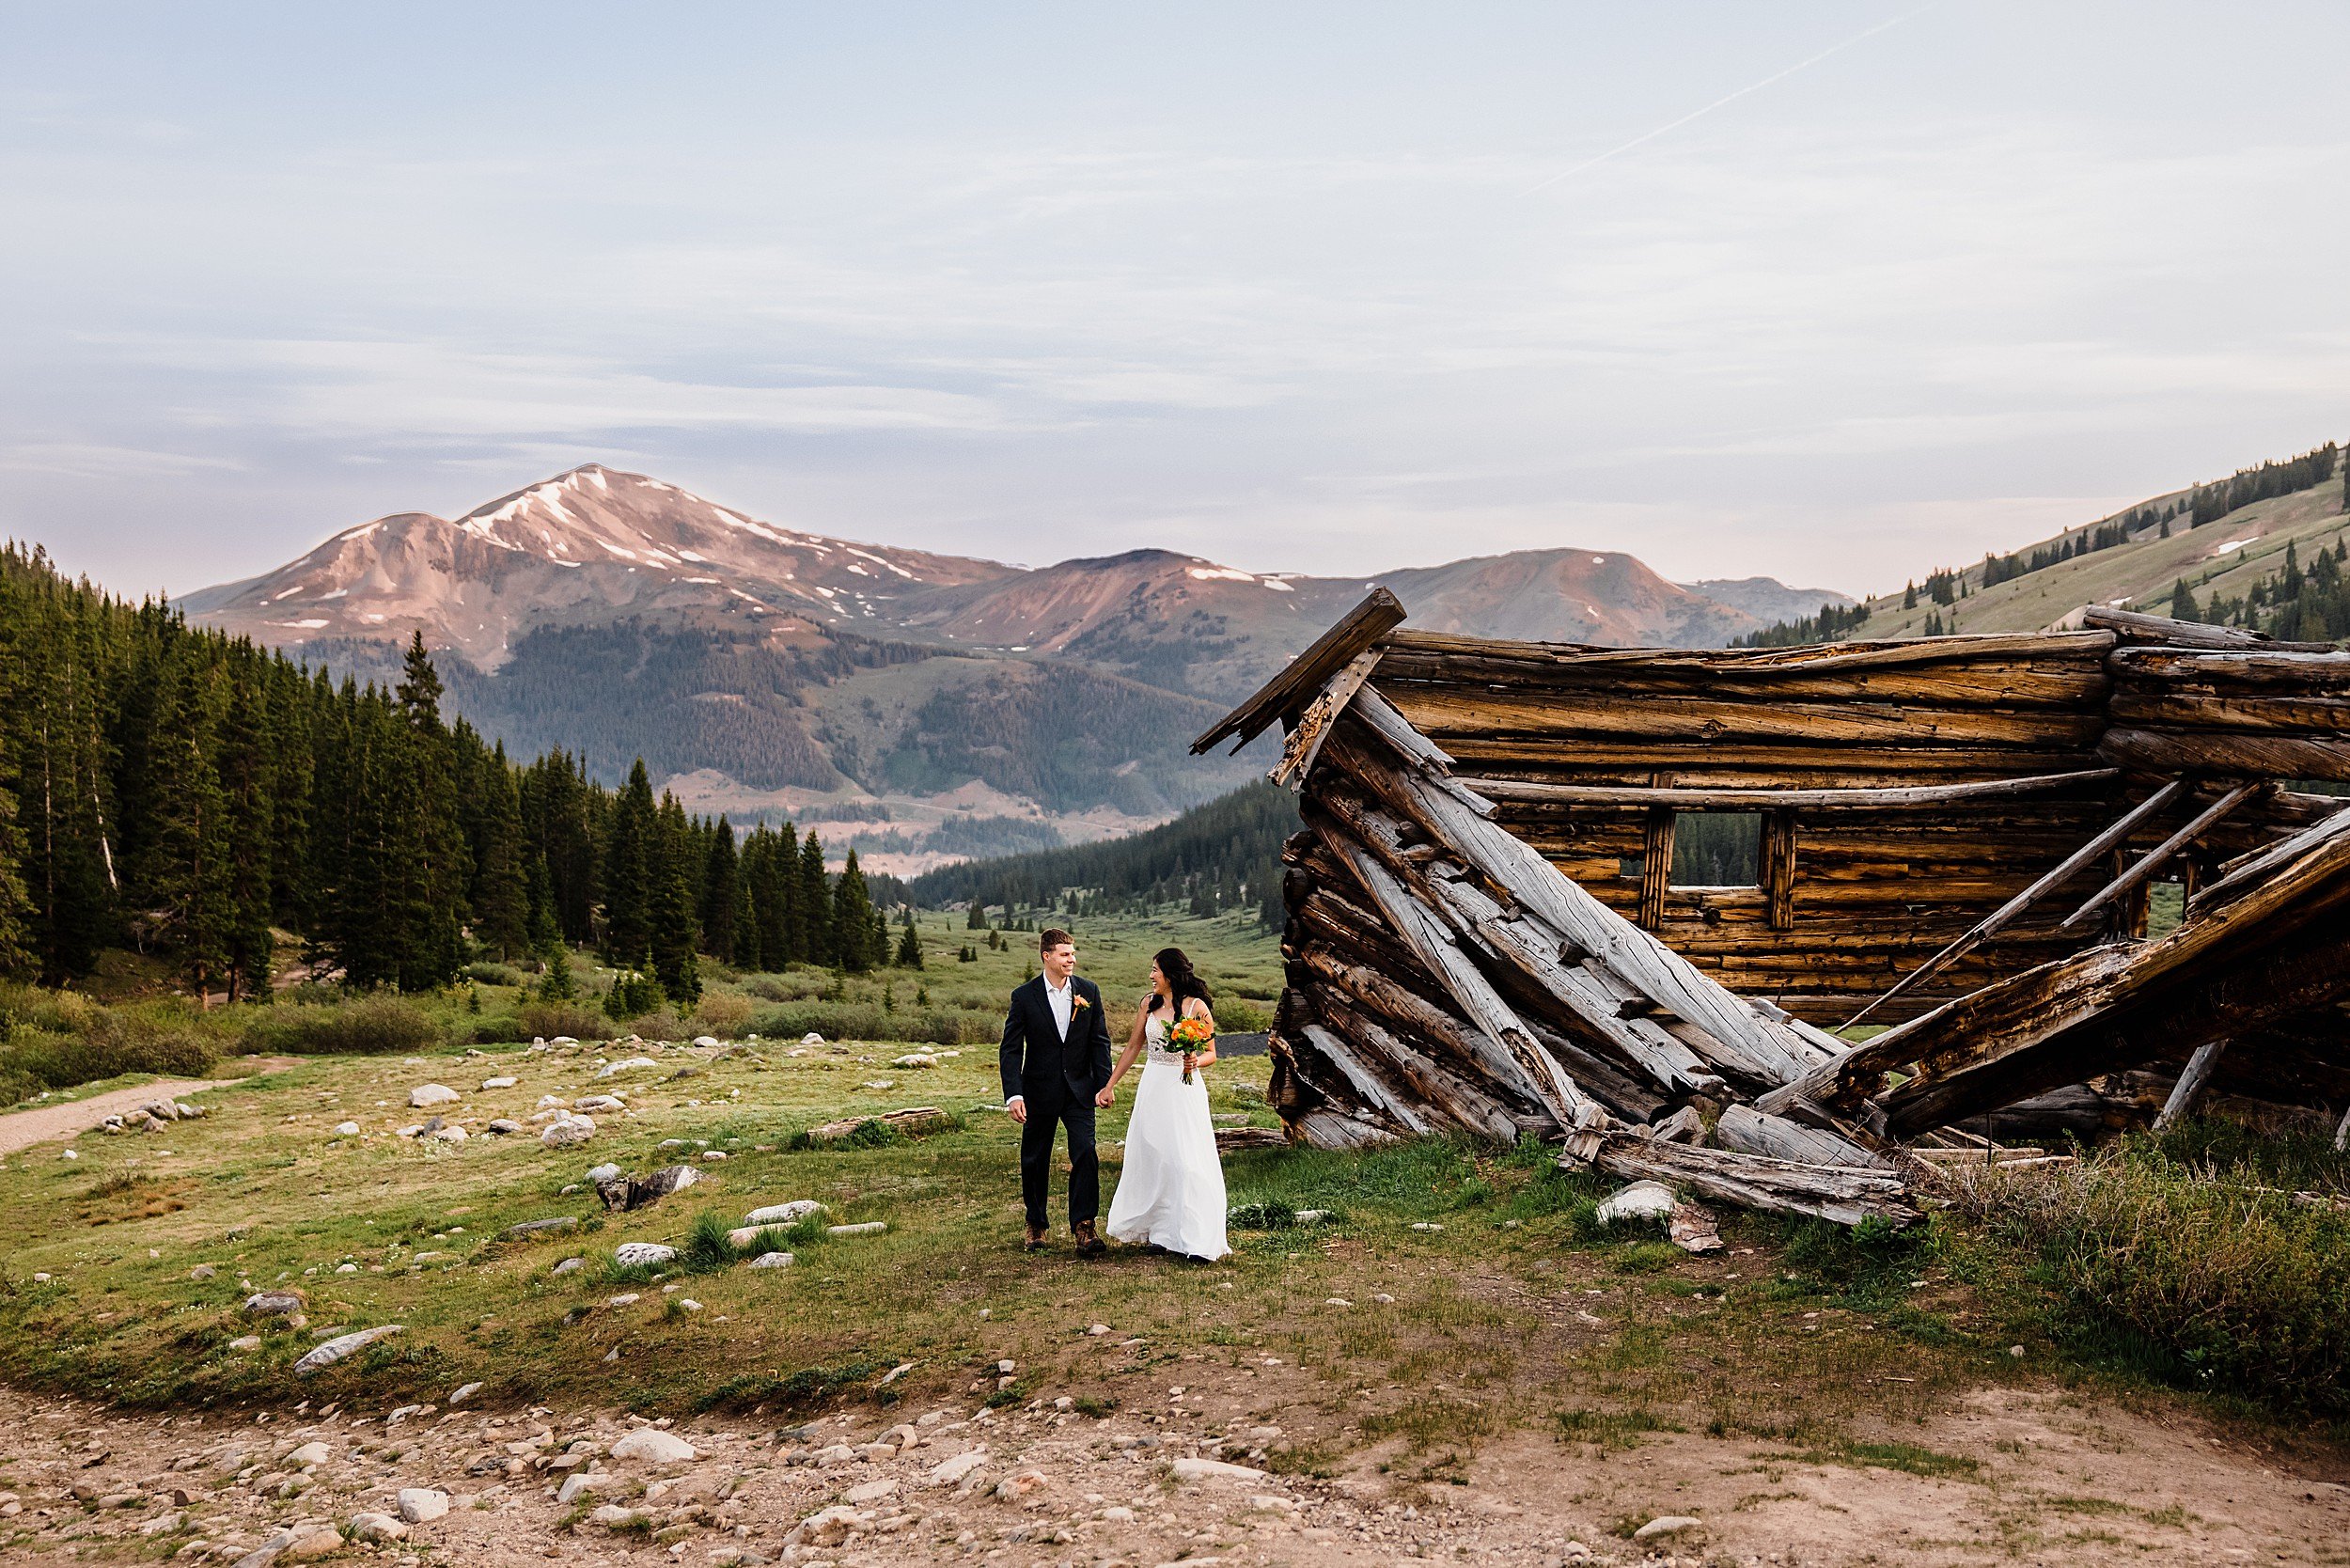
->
[1105,1012,1230,1260]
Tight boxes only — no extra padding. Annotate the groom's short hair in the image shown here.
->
[1040,927,1073,953]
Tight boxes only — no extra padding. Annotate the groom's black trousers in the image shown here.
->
[1019,1088,1099,1232]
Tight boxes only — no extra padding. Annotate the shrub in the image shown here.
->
[516,1000,607,1042]
[245,995,439,1056]
[463,962,527,988]
[1953,1137,2350,1418]
[603,971,664,1020]
[682,1211,740,1273]
[1213,996,1274,1033]
[692,991,755,1037]
[0,1014,216,1095]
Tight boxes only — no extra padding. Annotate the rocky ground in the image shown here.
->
[2,1368,2347,1568]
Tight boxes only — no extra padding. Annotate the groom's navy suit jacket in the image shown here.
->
[999,975,1114,1108]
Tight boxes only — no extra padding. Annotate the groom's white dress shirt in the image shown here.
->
[1007,974,1076,1110]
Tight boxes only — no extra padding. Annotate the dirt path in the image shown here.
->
[0,1081,233,1158]
[0,1376,2342,1565]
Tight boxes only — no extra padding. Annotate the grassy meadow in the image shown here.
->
[0,905,2343,1478]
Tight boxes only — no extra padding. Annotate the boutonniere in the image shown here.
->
[1071,994,1091,1012]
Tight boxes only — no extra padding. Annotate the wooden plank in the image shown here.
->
[2107,646,2350,689]
[2108,692,2350,734]
[1638,806,1672,932]
[1588,1135,1919,1228]
[2058,783,2258,932]
[1297,1024,1434,1137]
[1386,686,2107,749]
[1381,625,2115,672]
[1192,588,1406,756]
[1714,1104,1894,1170]
[2082,604,2334,651]
[2188,803,2350,917]
[2100,727,2350,782]
[1459,769,2122,812]
[1270,648,1384,790]
[1834,778,2188,1029]
[1374,651,2114,707]
[2151,1041,2228,1133]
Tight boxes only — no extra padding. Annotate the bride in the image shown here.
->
[1098,948,1230,1262]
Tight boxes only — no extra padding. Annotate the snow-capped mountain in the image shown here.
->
[182,464,1015,667]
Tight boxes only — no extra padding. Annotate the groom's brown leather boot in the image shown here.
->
[1072,1220,1106,1257]
[1023,1222,1048,1252]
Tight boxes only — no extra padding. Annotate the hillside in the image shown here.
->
[1804,447,2349,643]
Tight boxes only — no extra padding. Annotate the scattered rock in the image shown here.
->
[550,1257,584,1276]
[744,1200,824,1227]
[608,1428,697,1464]
[292,1325,404,1376]
[283,1441,332,1466]
[479,1075,517,1090]
[1633,1515,1705,1543]
[843,1477,899,1504]
[1668,1200,1725,1255]
[926,1451,989,1487]
[1169,1456,1267,1483]
[482,1119,523,1136]
[595,1057,658,1079]
[556,1471,619,1505]
[994,1468,1048,1501]
[540,1116,595,1150]
[788,1505,862,1546]
[502,1216,579,1240]
[190,1264,217,1281]
[348,1511,407,1543]
[692,1035,721,1048]
[408,1085,459,1108]
[800,1033,825,1046]
[396,1488,449,1524]
[1594,1181,1677,1228]
[446,1381,482,1405]
[588,1503,638,1529]
[746,1251,794,1270]
[427,1123,467,1143]
[828,1221,887,1237]
[606,1294,641,1308]
[243,1291,306,1318]
[228,1334,262,1352]
[573,1095,627,1114]
[890,1053,938,1069]
[331,1122,360,1137]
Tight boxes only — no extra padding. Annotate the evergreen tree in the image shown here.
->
[2169,578,2201,622]
[216,662,275,1001]
[894,908,924,968]
[797,832,832,965]
[471,748,531,960]
[148,654,233,1000]
[388,632,469,990]
[648,794,700,1004]
[1903,581,1918,610]
[602,760,656,965]
[698,815,740,964]
[831,847,879,973]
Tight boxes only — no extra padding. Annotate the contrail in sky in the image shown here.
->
[1526,5,1936,193]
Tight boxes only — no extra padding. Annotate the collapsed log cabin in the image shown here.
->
[1194,591,2350,1223]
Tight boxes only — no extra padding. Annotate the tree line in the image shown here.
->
[2169,536,2350,643]
[0,543,898,1001]
[909,779,1299,929]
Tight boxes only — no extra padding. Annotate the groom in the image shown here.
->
[1000,928,1114,1256]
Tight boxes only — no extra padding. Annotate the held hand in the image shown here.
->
[1006,1096,1027,1125]
[1094,1084,1115,1107]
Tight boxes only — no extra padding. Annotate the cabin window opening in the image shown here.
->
[1617,854,1644,880]
[1668,811,1762,888]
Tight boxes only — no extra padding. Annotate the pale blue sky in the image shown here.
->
[5,2,2346,598]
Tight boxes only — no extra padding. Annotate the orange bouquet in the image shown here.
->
[1168,1014,1216,1083]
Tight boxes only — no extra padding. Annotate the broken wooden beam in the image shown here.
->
[1457,769,2122,812]
[1192,588,1405,755]
[2059,782,2258,932]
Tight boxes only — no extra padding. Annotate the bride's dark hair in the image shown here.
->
[1147,947,1212,1014]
